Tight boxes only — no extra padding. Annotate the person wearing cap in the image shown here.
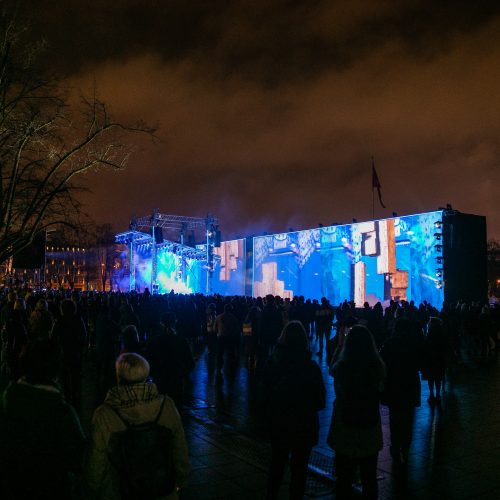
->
[86,352,190,499]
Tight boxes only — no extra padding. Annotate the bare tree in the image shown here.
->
[90,223,116,291]
[0,8,155,264]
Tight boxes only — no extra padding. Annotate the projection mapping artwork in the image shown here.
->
[253,211,444,306]
[131,239,246,295]
[211,239,246,296]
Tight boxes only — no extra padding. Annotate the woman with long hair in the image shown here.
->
[328,325,386,499]
[260,321,325,500]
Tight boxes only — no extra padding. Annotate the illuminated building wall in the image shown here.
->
[121,210,486,304]
[43,244,128,291]
[211,239,246,296]
[253,211,445,306]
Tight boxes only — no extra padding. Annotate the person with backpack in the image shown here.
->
[260,321,326,500]
[86,352,190,500]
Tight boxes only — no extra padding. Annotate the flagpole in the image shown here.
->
[372,185,375,220]
[371,156,375,220]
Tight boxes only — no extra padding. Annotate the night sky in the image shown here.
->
[22,1,500,240]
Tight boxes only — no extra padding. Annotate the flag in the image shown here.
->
[371,159,386,208]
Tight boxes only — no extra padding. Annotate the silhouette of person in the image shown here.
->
[380,317,423,467]
[260,321,325,500]
[328,325,385,500]
[145,312,194,407]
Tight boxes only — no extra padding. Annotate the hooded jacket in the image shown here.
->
[0,379,86,500]
[85,382,190,500]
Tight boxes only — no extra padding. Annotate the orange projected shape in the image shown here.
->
[253,262,293,299]
[377,219,396,275]
[354,261,366,306]
[215,240,244,281]
[390,269,409,301]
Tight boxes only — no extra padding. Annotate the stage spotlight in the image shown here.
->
[315,242,321,249]
[290,243,297,248]
[436,268,443,278]
[436,256,443,264]
[435,244,443,252]
[436,281,443,289]
[214,228,221,247]
[392,212,397,217]
[352,218,357,223]
[434,233,442,240]
[434,221,442,229]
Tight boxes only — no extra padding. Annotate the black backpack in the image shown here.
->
[106,398,176,499]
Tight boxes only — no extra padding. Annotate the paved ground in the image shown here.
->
[80,338,500,500]
[176,340,500,500]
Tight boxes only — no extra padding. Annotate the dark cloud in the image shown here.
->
[9,1,500,240]
[21,1,500,84]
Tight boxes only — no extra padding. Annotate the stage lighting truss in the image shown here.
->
[134,212,218,234]
[156,240,206,260]
[115,230,152,245]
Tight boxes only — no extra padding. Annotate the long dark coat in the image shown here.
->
[260,344,325,448]
[380,334,423,408]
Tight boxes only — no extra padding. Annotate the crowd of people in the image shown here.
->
[0,286,499,499]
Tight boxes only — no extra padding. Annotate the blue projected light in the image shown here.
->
[253,211,444,307]
[156,249,203,294]
[133,246,204,294]
[134,244,152,292]
[133,239,246,295]
[210,239,246,296]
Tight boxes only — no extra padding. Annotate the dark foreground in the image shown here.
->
[78,339,500,500]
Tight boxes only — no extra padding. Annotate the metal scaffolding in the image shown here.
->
[118,211,219,293]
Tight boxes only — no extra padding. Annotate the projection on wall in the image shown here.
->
[211,239,246,296]
[253,211,445,306]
